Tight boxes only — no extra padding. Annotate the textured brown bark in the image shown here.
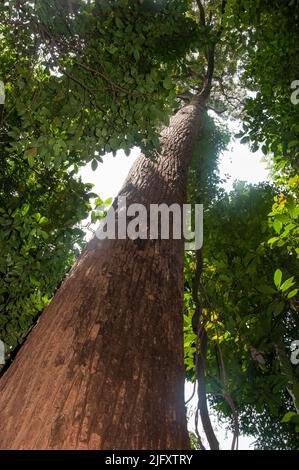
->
[0,97,205,449]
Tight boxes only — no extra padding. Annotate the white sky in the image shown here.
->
[219,139,270,192]
[79,138,269,450]
[79,141,270,199]
[79,147,140,200]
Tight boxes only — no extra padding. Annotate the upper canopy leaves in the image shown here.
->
[0,0,204,169]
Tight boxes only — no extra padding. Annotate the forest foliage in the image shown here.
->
[0,0,298,449]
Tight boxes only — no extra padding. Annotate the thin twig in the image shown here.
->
[185,380,197,406]
[195,408,207,450]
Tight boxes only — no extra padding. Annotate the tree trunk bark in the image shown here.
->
[0,97,205,449]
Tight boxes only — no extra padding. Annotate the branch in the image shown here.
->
[195,407,207,450]
[197,326,220,450]
[73,61,145,97]
[216,0,227,39]
[191,249,203,334]
[195,0,206,26]
[198,284,239,450]
[185,380,196,405]
[199,44,215,100]
[62,69,106,114]
[207,104,227,115]
[198,0,227,101]
[212,321,239,450]
[15,1,143,104]
[191,250,220,450]
[225,393,239,450]
[212,391,239,451]
[215,75,244,109]
[221,0,227,16]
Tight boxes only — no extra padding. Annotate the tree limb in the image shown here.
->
[197,326,220,450]
[191,250,220,450]
[195,0,206,26]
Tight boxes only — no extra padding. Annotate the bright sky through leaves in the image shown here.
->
[79,141,270,200]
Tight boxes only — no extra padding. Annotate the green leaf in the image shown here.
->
[287,289,298,299]
[91,211,97,224]
[234,132,244,139]
[115,17,123,29]
[91,159,98,171]
[104,197,113,206]
[274,269,282,289]
[273,301,284,317]
[21,204,30,216]
[257,285,276,295]
[273,219,283,234]
[133,49,140,61]
[240,136,250,144]
[94,197,103,207]
[163,76,172,90]
[268,236,279,245]
[281,411,297,423]
[40,230,48,240]
[280,276,295,292]
[26,149,36,168]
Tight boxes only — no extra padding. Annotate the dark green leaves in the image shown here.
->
[163,76,173,90]
[91,159,98,171]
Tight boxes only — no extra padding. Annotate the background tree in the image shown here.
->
[184,183,298,449]
[183,0,299,449]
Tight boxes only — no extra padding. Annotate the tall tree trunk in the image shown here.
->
[0,97,205,450]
